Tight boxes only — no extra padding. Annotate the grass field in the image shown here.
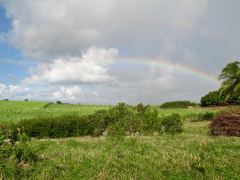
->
[0,100,225,122]
[1,101,240,179]
[0,101,109,122]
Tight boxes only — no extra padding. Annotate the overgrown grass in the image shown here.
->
[18,121,239,179]
[0,101,239,179]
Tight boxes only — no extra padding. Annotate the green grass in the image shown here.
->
[0,100,225,123]
[0,101,109,122]
[22,121,239,179]
[0,101,239,179]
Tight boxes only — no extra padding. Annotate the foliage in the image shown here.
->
[219,61,240,101]
[191,112,215,122]
[56,101,62,104]
[0,126,37,178]
[161,113,183,134]
[200,91,224,107]
[201,61,240,107]
[11,114,92,138]
[198,112,215,121]
[160,101,197,109]
[201,90,240,107]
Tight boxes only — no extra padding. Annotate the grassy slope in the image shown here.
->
[1,101,239,179]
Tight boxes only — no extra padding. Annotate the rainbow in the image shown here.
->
[117,57,219,84]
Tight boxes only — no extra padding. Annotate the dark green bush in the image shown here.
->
[56,101,62,104]
[200,91,223,107]
[12,114,92,138]
[161,113,183,134]
[200,90,240,107]
[160,101,197,109]
[198,112,215,121]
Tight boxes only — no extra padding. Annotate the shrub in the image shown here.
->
[161,113,183,134]
[56,101,62,104]
[106,122,126,142]
[198,112,215,121]
[88,110,111,136]
[135,103,149,114]
[160,101,197,109]
[0,125,37,178]
[12,114,92,138]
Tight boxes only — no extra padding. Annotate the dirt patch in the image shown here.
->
[211,111,240,137]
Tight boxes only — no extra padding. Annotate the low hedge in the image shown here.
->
[10,114,92,138]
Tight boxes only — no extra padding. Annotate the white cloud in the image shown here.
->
[24,47,118,84]
[52,86,81,100]
[0,83,29,99]
[2,0,237,104]
[1,0,208,59]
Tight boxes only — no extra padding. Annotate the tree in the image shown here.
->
[219,61,240,101]
[200,91,223,107]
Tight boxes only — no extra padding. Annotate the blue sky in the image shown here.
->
[0,0,239,104]
[0,5,28,85]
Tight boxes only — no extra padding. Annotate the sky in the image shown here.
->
[0,0,239,104]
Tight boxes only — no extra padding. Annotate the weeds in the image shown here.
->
[0,126,38,178]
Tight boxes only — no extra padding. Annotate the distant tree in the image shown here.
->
[160,101,197,109]
[200,91,224,107]
[219,61,240,101]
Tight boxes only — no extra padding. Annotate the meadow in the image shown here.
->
[0,100,224,123]
[0,101,240,179]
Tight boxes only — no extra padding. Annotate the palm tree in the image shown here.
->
[219,61,240,101]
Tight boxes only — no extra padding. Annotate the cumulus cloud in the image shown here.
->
[1,0,208,60]
[24,47,118,84]
[1,0,239,103]
[52,86,81,100]
[0,83,29,99]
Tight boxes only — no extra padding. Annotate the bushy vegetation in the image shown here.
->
[201,90,240,107]
[10,115,92,138]
[161,113,183,134]
[9,103,183,138]
[160,101,197,109]
[200,91,224,107]
[0,126,37,178]
[0,101,239,179]
[189,112,215,122]
[201,61,240,107]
